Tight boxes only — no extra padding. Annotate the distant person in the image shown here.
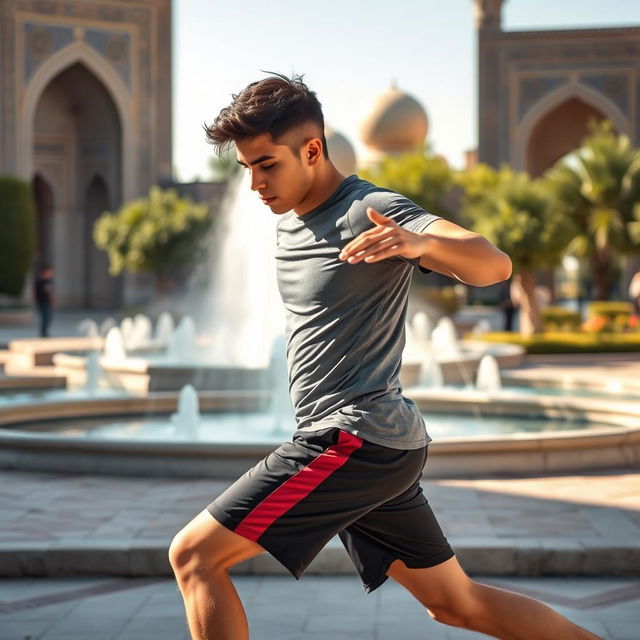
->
[33,264,54,337]
[629,270,640,316]
[497,278,517,331]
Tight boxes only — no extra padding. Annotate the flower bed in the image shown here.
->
[476,331,640,354]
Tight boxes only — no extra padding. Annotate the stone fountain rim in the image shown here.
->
[0,389,638,458]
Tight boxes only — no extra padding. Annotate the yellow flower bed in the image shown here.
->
[475,331,640,354]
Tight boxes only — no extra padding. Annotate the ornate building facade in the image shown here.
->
[0,0,172,308]
[475,0,640,177]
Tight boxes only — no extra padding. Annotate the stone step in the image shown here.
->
[1,537,637,578]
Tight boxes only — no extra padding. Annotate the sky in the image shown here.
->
[172,0,640,182]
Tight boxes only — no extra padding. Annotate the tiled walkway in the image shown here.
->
[1,574,638,639]
[1,315,640,637]
[1,469,639,572]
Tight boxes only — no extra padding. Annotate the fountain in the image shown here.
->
[411,311,434,345]
[170,384,201,440]
[166,316,198,362]
[128,314,154,351]
[99,317,117,337]
[2,170,640,480]
[268,334,296,432]
[417,352,444,389]
[156,311,175,345]
[77,318,99,338]
[476,354,502,393]
[103,326,127,362]
[401,315,524,388]
[84,349,101,395]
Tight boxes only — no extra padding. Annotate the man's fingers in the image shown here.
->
[343,237,401,263]
[367,207,394,225]
[340,227,396,258]
[362,244,402,263]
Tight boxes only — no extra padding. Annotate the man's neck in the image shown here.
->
[294,164,347,216]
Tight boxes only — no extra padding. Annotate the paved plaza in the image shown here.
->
[0,467,639,639]
[2,574,639,640]
[1,311,639,638]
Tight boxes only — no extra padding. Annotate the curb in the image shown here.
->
[1,539,638,578]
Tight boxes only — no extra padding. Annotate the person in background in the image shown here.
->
[33,264,54,338]
[629,269,640,317]
[497,278,517,331]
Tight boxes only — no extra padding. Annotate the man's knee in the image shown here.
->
[168,509,262,577]
[426,580,487,630]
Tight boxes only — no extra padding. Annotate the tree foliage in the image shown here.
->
[456,165,575,335]
[359,148,454,218]
[544,120,640,299]
[94,186,213,290]
[0,175,36,298]
[459,166,575,272]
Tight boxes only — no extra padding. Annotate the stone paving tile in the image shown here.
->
[5,467,634,551]
[0,574,639,639]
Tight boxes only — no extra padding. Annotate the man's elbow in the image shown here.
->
[499,254,513,281]
[467,254,512,287]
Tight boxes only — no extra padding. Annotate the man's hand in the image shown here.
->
[339,207,428,264]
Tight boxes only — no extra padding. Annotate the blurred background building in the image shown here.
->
[1,0,639,309]
[0,0,172,308]
[475,0,640,176]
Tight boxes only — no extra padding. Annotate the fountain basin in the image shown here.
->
[400,341,524,386]
[0,390,637,479]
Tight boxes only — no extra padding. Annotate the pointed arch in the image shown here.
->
[19,41,136,201]
[513,81,629,172]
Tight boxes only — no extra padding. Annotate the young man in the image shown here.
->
[169,74,602,640]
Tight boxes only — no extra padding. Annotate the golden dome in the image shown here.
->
[325,127,357,175]
[359,86,428,153]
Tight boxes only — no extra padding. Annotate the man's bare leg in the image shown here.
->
[387,556,603,640]
[169,509,265,640]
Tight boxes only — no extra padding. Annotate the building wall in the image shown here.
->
[0,0,172,308]
[477,5,640,174]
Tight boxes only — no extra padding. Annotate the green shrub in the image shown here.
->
[94,186,213,290]
[541,306,582,332]
[0,176,36,297]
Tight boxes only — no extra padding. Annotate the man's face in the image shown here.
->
[235,133,313,215]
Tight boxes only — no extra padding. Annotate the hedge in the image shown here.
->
[0,176,36,297]
[475,331,640,354]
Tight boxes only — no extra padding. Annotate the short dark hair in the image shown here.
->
[204,72,328,158]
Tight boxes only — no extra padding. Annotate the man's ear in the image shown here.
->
[305,138,323,166]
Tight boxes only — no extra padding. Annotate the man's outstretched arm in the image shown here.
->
[339,208,512,287]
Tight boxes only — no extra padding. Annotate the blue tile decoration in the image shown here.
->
[24,22,74,83]
[518,76,568,121]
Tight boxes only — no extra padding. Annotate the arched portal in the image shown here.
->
[32,174,55,266]
[33,62,122,307]
[526,97,607,177]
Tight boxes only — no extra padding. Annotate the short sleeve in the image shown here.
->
[347,190,442,273]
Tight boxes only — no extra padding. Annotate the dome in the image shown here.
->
[359,86,428,153]
[325,127,357,175]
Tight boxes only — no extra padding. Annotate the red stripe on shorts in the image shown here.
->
[234,430,363,542]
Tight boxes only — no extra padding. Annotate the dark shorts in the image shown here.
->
[207,427,455,593]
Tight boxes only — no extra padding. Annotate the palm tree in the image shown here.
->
[545,121,640,301]
[459,166,575,335]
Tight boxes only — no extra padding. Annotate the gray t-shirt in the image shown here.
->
[275,174,442,450]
